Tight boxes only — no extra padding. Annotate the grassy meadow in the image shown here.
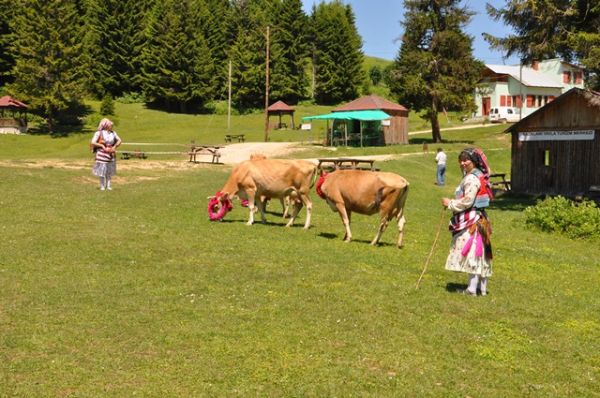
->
[1,102,599,397]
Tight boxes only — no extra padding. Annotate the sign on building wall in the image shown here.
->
[518,130,595,141]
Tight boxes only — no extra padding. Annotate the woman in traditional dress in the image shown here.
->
[442,148,493,296]
[91,118,122,191]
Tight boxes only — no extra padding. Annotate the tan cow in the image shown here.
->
[216,158,317,228]
[318,169,409,247]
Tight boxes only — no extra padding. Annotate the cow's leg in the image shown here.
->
[246,189,257,225]
[285,198,302,227]
[334,203,352,242]
[296,193,312,229]
[371,215,390,246]
[396,213,406,248]
[281,197,289,218]
[256,196,268,224]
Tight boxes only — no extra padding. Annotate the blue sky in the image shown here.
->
[300,0,519,65]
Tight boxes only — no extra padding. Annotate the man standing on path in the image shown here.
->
[435,147,447,186]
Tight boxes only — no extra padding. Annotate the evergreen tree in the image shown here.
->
[84,0,151,98]
[140,0,214,112]
[485,0,600,90]
[228,0,269,110]
[389,0,482,143]
[269,0,310,104]
[369,65,382,86]
[0,0,15,87]
[7,0,88,134]
[203,0,234,100]
[312,1,364,104]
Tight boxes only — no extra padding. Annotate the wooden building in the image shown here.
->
[0,95,28,134]
[333,95,409,144]
[505,88,600,197]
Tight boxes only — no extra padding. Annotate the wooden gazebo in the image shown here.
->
[0,95,28,134]
[333,95,409,144]
[267,100,295,130]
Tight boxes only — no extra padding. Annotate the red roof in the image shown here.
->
[0,95,28,109]
[334,95,407,112]
[267,100,294,112]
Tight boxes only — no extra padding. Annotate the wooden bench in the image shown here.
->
[188,145,223,164]
[317,157,378,171]
[120,150,147,160]
[490,173,511,191]
[224,134,245,143]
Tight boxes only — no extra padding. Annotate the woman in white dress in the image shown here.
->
[91,118,122,191]
[442,148,493,296]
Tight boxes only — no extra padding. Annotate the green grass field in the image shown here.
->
[1,102,599,396]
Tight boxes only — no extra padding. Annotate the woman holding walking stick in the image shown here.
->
[441,148,493,296]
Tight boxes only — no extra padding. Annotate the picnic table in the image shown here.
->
[120,150,147,160]
[490,173,511,191]
[224,134,245,143]
[317,157,378,171]
[188,145,223,164]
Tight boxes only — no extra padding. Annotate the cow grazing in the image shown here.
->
[216,158,318,228]
[318,169,409,247]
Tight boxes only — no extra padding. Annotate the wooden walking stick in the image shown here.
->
[415,207,446,290]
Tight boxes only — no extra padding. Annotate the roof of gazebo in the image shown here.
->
[267,100,294,113]
[334,94,407,112]
[0,95,28,109]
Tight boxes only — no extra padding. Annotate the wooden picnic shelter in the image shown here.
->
[0,95,28,134]
[505,88,600,198]
[267,100,295,130]
[333,95,409,145]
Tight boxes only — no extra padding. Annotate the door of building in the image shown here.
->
[482,97,491,116]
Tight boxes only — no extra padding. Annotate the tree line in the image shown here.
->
[0,0,364,133]
[1,0,598,141]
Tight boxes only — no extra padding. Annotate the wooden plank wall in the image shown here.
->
[512,131,600,195]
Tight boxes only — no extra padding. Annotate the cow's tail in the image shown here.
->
[309,165,319,188]
[373,186,385,210]
[396,183,409,219]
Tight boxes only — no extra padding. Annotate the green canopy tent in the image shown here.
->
[302,110,391,147]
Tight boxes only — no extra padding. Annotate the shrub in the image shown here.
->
[100,94,114,115]
[524,196,600,239]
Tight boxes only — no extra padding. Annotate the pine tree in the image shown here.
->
[0,0,15,87]
[84,0,151,98]
[485,0,600,90]
[204,0,234,100]
[312,1,364,104]
[140,0,214,112]
[228,0,269,110]
[269,0,310,104]
[389,0,482,143]
[8,0,88,134]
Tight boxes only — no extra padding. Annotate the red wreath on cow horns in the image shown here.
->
[207,191,233,221]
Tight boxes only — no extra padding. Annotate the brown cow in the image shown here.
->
[318,169,409,247]
[216,158,317,228]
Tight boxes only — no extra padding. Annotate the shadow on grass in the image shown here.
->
[490,192,538,212]
[445,282,468,293]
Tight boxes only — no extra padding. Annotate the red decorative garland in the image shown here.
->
[316,172,328,199]
[207,191,233,221]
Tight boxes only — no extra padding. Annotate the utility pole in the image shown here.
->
[264,25,270,142]
[519,59,523,121]
[227,60,232,131]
